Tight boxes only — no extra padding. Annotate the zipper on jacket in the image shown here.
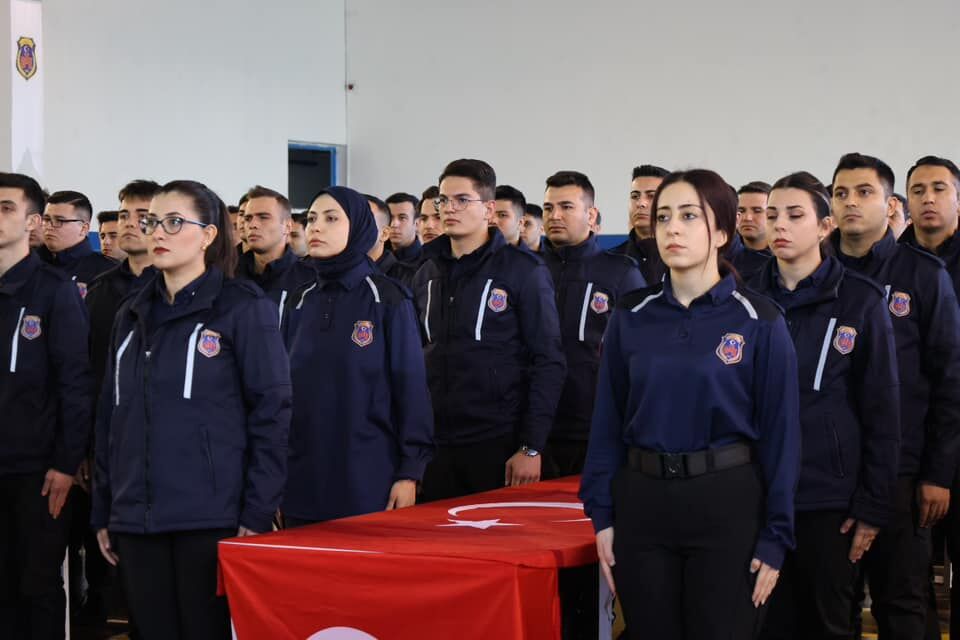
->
[831,428,846,477]
[143,347,153,529]
[8,307,25,373]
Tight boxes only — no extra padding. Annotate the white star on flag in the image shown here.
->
[438,518,520,530]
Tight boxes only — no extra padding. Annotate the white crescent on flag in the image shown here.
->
[438,501,591,528]
[307,628,379,640]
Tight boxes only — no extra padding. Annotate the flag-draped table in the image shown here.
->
[218,476,601,639]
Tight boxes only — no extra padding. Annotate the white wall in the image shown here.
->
[43,0,346,215]
[345,0,960,233]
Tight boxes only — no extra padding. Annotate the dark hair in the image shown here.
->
[771,171,832,220]
[632,165,670,180]
[524,203,543,220]
[0,172,46,215]
[47,190,94,222]
[244,185,291,218]
[438,159,496,201]
[363,194,391,226]
[893,193,909,219]
[650,169,738,270]
[291,212,307,227]
[117,179,161,204]
[906,155,960,191]
[495,185,527,216]
[737,181,772,195]
[158,180,237,277]
[238,192,250,207]
[545,170,595,206]
[96,210,119,225]
[227,205,240,215]
[832,153,895,197]
[386,192,421,219]
[418,186,439,213]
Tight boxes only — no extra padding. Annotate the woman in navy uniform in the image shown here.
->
[580,169,801,638]
[91,180,292,640]
[280,186,434,526]
[750,172,900,639]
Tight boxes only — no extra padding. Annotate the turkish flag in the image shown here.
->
[219,477,598,639]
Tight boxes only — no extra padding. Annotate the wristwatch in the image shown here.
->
[520,445,540,458]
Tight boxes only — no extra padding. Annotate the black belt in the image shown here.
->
[628,443,753,479]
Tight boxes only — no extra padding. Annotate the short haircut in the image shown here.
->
[419,186,439,212]
[117,179,161,204]
[291,212,307,227]
[47,190,94,222]
[386,192,421,219]
[438,159,496,201]
[832,153,896,197]
[906,155,960,191]
[737,181,772,195]
[545,170,595,206]
[893,193,909,219]
[632,165,670,180]
[364,194,391,225]
[238,192,250,207]
[227,205,240,215]
[0,172,46,214]
[244,185,291,218]
[524,203,543,220]
[96,210,119,225]
[495,185,527,217]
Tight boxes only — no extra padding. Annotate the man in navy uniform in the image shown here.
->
[729,181,773,281]
[368,194,417,288]
[539,171,645,477]
[0,172,94,638]
[612,164,669,282]
[38,190,115,299]
[412,159,565,501]
[385,192,423,265]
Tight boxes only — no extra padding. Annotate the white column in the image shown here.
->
[10,0,42,180]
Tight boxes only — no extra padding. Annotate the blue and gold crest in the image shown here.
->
[487,288,508,313]
[76,281,88,299]
[352,320,374,347]
[833,325,857,355]
[715,332,745,365]
[197,329,221,358]
[590,291,610,314]
[20,314,41,340]
[889,291,911,318]
[16,36,36,81]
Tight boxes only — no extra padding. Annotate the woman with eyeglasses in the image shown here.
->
[280,186,434,527]
[90,180,292,640]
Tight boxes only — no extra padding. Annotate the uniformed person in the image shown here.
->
[521,203,544,253]
[0,172,95,638]
[385,192,423,265]
[412,158,566,501]
[611,164,670,283]
[730,180,773,281]
[416,186,442,246]
[368,194,417,289]
[493,185,526,248]
[580,169,801,638]
[280,186,433,526]
[751,172,900,639]
[92,180,291,640]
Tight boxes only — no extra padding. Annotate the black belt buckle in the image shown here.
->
[662,453,685,478]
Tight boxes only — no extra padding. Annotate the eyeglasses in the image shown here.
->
[41,216,86,228]
[140,215,209,235]
[434,196,486,212]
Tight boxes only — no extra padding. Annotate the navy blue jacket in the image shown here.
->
[580,274,801,569]
[728,235,772,282]
[280,260,434,522]
[0,252,94,476]
[611,230,665,284]
[37,241,116,300]
[235,247,316,325]
[541,235,646,441]
[411,229,566,451]
[91,269,292,534]
[86,261,156,400]
[375,250,417,290]
[750,257,900,526]
[390,238,423,265]
[899,225,960,303]
[832,229,960,486]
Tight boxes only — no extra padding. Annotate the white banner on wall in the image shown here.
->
[11,0,42,179]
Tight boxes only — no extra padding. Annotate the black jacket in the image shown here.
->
[411,229,566,450]
[728,235,772,282]
[610,230,665,284]
[37,241,116,299]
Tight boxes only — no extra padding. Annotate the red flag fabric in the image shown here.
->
[219,476,597,639]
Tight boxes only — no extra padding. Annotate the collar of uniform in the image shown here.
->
[436,227,504,265]
[725,233,745,260]
[311,258,374,291]
[762,256,842,309]
[662,272,737,308]
[51,239,95,266]
[626,229,657,256]
[376,249,398,273]
[0,251,40,296]
[239,246,297,282]
[131,267,222,319]
[543,233,601,262]
[830,227,897,267]
[391,237,423,264]
[899,223,960,264]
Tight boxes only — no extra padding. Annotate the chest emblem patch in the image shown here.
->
[76,281,88,299]
[833,325,857,355]
[488,288,508,313]
[716,332,745,365]
[590,291,610,314]
[889,291,911,318]
[20,314,41,340]
[197,329,222,358]
[352,320,374,347]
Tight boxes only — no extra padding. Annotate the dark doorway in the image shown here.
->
[288,143,338,209]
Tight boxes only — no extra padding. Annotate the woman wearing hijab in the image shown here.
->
[280,187,434,526]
